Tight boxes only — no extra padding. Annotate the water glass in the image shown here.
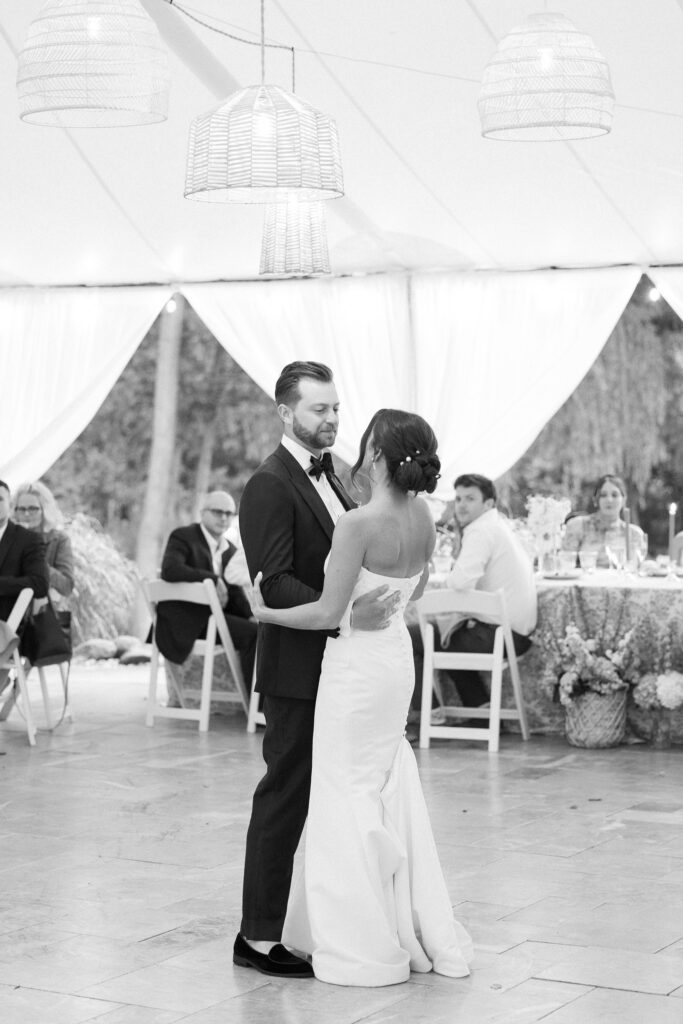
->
[558,550,578,574]
[608,546,625,570]
[431,553,452,574]
[578,549,598,572]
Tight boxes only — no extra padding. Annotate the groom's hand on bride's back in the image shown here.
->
[350,586,400,631]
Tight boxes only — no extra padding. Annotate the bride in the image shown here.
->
[249,408,474,987]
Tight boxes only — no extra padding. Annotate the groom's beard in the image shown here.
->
[292,415,337,451]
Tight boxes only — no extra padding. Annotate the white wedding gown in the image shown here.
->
[282,566,474,987]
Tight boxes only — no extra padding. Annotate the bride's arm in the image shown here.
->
[409,564,430,602]
[250,514,366,630]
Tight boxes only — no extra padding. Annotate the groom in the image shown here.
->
[234,361,398,978]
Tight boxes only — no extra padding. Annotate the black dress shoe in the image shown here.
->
[233,933,314,978]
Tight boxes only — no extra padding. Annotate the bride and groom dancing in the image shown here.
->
[234,360,473,987]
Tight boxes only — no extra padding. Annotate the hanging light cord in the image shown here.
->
[163,0,295,91]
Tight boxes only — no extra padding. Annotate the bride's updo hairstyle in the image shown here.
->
[351,409,440,495]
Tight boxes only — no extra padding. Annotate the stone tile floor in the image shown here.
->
[0,663,682,1023]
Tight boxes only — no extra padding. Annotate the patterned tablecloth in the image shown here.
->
[414,569,683,741]
[517,569,683,739]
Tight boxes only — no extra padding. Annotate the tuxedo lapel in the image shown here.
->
[0,521,15,573]
[274,445,335,542]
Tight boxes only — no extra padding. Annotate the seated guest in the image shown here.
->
[408,473,537,721]
[156,491,257,708]
[0,479,49,622]
[13,481,74,609]
[562,474,646,568]
[0,479,49,692]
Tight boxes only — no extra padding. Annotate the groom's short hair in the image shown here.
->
[275,361,334,407]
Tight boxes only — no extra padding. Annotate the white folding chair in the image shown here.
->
[416,588,529,753]
[0,589,37,745]
[142,578,250,732]
[33,662,73,729]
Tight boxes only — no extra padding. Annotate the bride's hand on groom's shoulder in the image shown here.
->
[350,586,400,631]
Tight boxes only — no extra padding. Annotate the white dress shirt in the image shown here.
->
[224,523,251,588]
[0,521,8,545]
[200,523,228,577]
[442,508,537,640]
[281,434,346,524]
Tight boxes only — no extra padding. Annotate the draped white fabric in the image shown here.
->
[0,286,171,488]
[410,267,641,482]
[648,268,683,325]
[184,268,639,484]
[182,277,413,468]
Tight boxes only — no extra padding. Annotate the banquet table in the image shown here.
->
[417,569,683,741]
[513,569,683,738]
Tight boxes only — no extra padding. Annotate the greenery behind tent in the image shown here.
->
[44,277,683,637]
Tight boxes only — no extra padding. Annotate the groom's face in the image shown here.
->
[286,379,340,452]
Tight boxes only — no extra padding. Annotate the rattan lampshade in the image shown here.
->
[260,200,330,276]
[17,0,169,127]
[478,12,614,141]
[185,84,344,203]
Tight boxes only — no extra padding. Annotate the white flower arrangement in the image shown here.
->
[633,671,683,711]
[546,623,638,707]
[631,616,683,711]
[525,494,571,555]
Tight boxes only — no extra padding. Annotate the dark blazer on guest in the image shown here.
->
[239,443,356,701]
[155,523,253,664]
[0,521,49,622]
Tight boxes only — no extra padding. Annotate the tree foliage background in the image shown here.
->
[45,277,683,568]
[498,277,683,552]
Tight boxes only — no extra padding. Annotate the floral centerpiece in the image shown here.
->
[525,494,571,571]
[630,617,683,746]
[542,623,638,747]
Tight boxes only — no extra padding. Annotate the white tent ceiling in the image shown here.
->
[2,0,683,288]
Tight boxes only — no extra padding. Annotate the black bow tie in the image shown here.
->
[309,452,334,480]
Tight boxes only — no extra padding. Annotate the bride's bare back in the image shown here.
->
[352,495,436,579]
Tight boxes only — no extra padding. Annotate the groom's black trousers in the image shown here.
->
[241,694,316,941]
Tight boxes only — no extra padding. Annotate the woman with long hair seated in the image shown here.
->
[13,481,74,606]
[563,474,646,568]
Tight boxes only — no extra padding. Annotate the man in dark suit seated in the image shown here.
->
[0,479,49,692]
[155,490,257,709]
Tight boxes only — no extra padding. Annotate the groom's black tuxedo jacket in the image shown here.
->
[240,443,356,701]
[155,523,252,664]
[0,521,49,623]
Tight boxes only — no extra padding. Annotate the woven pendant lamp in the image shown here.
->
[185,83,343,203]
[478,11,614,140]
[260,200,330,276]
[17,0,169,127]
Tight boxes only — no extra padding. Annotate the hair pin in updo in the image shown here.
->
[399,455,412,466]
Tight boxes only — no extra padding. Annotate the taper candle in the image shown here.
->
[624,506,631,562]
[669,503,677,562]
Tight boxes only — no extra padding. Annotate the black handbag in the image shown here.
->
[20,600,72,667]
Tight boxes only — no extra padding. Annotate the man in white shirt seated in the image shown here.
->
[409,473,537,722]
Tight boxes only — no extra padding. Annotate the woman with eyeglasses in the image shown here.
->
[13,481,74,606]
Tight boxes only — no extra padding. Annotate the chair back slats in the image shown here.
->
[416,585,529,753]
[142,577,250,732]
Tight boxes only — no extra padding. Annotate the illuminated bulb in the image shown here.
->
[165,298,177,314]
[648,286,661,302]
[670,503,678,515]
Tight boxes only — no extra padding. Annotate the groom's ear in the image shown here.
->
[277,402,293,425]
